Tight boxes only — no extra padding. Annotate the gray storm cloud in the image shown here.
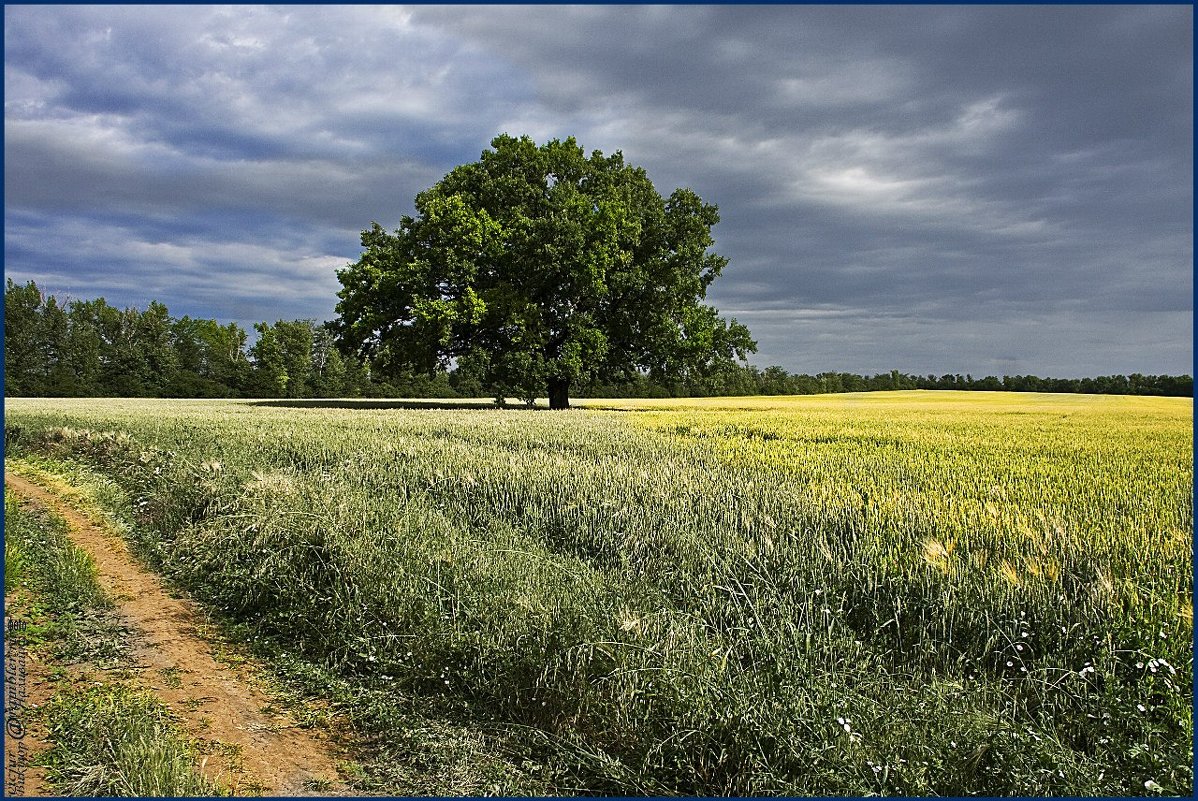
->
[4,4,1191,376]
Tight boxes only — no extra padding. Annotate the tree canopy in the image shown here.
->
[334,134,757,408]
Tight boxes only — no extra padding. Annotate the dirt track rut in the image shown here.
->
[5,472,351,796]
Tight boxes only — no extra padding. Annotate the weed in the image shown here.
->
[4,532,24,591]
[158,666,184,689]
[4,499,219,796]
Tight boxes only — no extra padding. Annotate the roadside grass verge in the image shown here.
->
[4,493,127,667]
[41,684,220,797]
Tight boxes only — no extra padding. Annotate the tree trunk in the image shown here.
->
[547,377,571,410]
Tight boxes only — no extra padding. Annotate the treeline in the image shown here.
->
[4,281,372,398]
[615,364,1193,398]
[4,281,1192,399]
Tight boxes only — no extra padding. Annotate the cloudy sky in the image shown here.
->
[5,5,1192,377]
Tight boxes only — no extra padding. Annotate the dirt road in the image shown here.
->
[4,472,352,796]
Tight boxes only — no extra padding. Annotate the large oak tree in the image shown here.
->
[334,134,755,408]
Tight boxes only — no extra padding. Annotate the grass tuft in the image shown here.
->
[41,684,223,797]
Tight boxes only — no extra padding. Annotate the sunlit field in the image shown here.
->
[5,391,1192,795]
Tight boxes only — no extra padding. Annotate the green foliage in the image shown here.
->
[169,315,250,397]
[248,321,290,397]
[4,278,46,394]
[334,134,756,407]
[4,524,24,592]
[6,393,1191,795]
[4,495,110,613]
[1,281,376,400]
[41,684,220,797]
[584,365,1194,399]
[4,493,130,667]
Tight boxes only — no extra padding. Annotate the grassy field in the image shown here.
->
[4,391,1192,795]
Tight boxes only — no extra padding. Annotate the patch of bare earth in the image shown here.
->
[4,473,353,796]
[3,623,52,797]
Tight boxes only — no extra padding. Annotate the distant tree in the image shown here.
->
[840,373,867,392]
[448,354,490,398]
[102,304,155,396]
[4,279,47,394]
[135,301,179,395]
[6,280,1192,401]
[762,365,790,395]
[40,296,78,395]
[274,320,316,398]
[170,316,249,397]
[341,354,373,397]
[789,373,820,395]
[1159,374,1193,396]
[818,372,842,394]
[309,323,347,398]
[334,134,755,409]
[64,301,105,395]
[249,322,289,397]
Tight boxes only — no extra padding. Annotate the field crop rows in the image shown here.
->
[3,391,1192,795]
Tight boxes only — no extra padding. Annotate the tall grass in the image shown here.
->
[5,392,1192,795]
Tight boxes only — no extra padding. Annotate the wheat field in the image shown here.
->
[4,391,1192,795]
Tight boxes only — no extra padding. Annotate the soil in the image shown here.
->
[4,472,353,796]
[3,624,51,797]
